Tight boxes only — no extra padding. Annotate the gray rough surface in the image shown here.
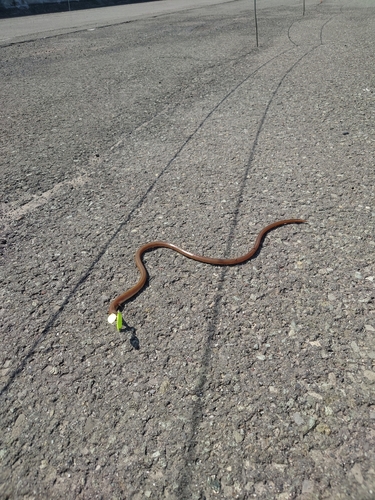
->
[1,1,375,499]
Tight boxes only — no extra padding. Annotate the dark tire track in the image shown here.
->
[176,42,325,498]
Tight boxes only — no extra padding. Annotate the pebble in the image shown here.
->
[84,417,96,433]
[328,372,336,386]
[325,406,333,416]
[234,430,244,443]
[159,379,170,394]
[208,476,221,494]
[11,413,26,439]
[307,391,323,401]
[303,417,317,435]
[351,341,360,353]
[39,460,48,470]
[363,370,375,383]
[309,340,321,347]
[289,320,297,337]
[316,423,331,435]
[293,412,304,426]
[350,464,364,485]
[302,479,314,494]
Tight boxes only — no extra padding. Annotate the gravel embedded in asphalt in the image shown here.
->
[1,1,375,498]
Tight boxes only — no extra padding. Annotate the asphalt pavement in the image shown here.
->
[1,0,375,498]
